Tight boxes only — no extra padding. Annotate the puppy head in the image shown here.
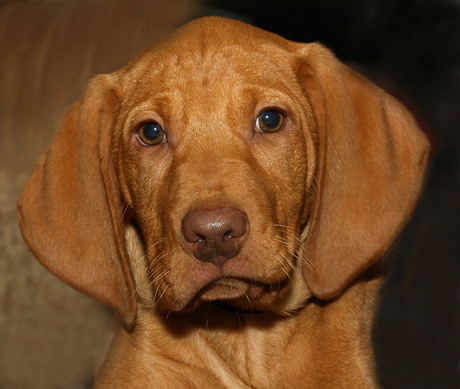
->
[18,17,429,329]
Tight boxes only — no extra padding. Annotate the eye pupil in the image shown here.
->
[138,122,165,146]
[143,123,161,140]
[262,111,280,128]
[256,110,284,133]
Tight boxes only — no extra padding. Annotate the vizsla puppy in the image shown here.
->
[18,17,429,388]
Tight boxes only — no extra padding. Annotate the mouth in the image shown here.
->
[177,276,290,313]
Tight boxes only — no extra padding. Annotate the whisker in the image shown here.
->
[144,239,166,254]
[273,222,312,275]
[133,241,165,272]
[299,250,318,274]
[156,284,170,304]
[147,251,170,270]
[274,256,292,280]
[192,299,199,313]
[236,308,242,329]
[153,282,163,302]
[274,235,301,266]
[279,252,297,273]
[245,294,253,312]
[120,202,129,222]
[150,269,170,287]
[273,224,293,229]
[166,300,177,319]
[274,236,290,244]
[292,234,305,245]
[146,247,176,281]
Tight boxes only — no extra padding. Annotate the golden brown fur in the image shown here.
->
[18,17,429,388]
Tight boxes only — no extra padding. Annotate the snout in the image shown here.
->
[181,207,248,266]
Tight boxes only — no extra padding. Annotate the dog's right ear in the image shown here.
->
[17,75,137,330]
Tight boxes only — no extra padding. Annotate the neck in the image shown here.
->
[97,277,383,388]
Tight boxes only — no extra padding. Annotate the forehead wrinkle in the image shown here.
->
[164,48,297,114]
[128,39,295,91]
[123,90,179,122]
[182,45,296,86]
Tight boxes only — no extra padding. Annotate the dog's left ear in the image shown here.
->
[296,43,430,300]
[17,75,137,329]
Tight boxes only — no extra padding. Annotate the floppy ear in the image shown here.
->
[17,75,137,329]
[297,43,430,300]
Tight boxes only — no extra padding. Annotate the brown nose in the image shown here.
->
[181,208,248,266]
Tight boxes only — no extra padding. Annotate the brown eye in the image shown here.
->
[255,110,285,133]
[137,122,165,146]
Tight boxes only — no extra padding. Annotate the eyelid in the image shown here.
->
[136,133,162,147]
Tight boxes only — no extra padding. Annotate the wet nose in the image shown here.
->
[181,208,248,266]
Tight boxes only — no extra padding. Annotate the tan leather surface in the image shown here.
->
[0,1,197,388]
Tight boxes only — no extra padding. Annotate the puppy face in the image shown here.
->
[113,25,317,314]
[18,17,428,328]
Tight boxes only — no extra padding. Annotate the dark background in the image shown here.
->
[203,1,460,388]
